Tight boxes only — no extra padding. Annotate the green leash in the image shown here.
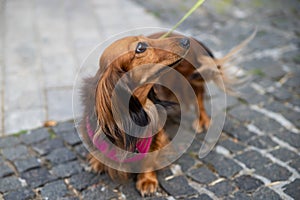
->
[160,0,206,38]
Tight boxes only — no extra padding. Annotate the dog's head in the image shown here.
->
[98,35,190,105]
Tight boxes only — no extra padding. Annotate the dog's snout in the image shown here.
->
[180,38,190,49]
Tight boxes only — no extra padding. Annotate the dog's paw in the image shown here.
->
[193,118,210,133]
[87,153,104,173]
[136,173,158,197]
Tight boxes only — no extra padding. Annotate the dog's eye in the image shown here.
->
[135,42,148,54]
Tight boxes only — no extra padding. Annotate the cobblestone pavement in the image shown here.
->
[1,0,300,199]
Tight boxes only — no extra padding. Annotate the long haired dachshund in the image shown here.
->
[81,32,250,196]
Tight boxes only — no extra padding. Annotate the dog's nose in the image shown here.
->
[180,38,190,49]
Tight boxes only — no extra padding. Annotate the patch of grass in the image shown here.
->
[151,10,161,18]
[248,69,265,77]
[48,129,57,139]
[13,130,28,137]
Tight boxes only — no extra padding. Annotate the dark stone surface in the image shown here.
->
[60,130,82,146]
[20,128,50,145]
[74,144,89,158]
[41,180,69,200]
[3,187,36,200]
[255,163,292,182]
[51,160,83,178]
[187,166,217,184]
[1,145,29,160]
[290,158,300,173]
[0,176,22,193]
[223,119,253,142]
[69,171,100,191]
[283,179,300,199]
[52,121,75,133]
[45,147,77,165]
[219,139,246,154]
[175,153,195,172]
[81,185,119,200]
[225,191,252,200]
[270,148,299,162]
[275,131,300,149]
[21,168,57,188]
[203,152,242,178]
[247,135,278,149]
[32,138,64,155]
[234,175,263,192]
[207,180,236,197]
[252,187,281,200]
[228,105,259,123]
[0,136,20,148]
[14,157,40,173]
[0,163,14,177]
[160,176,198,198]
[235,150,272,170]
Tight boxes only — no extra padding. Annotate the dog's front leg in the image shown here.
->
[136,171,158,197]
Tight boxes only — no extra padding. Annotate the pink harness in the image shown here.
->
[86,116,152,162]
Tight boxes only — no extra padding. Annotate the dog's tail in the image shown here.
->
[213,29,256,95]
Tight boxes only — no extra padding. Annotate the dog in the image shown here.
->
[80,31,251,196]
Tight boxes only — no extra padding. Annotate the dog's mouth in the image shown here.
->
[168,57,183,68]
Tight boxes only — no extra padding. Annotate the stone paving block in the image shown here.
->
[207,180,236,198]
[41,54,77,88]
[219,139,246,154]
[247,135,278,149]
[3,187,36,200]
[14,157,40,173]
[52,121,75,134]
[21,168,57,188]
[45,147,77,165]
[290,159,300,173]
[40,180,69,200]
[19,128,50,145]
[283,179,300,199]
[32,138,65,156]
[235,150,272,170]
[1,145,29,160]
[60,130,82,146]
[275,131,300,149]
[228,105,259,123]
[175,154,195,172]
[4,108,46,135]
[224,191,252,200]
[0,136,20,148]
[51,160,83,178]
[252,116,283,133]
[270,148,299,163]
[187,166,217,185]
[222,119,253,142]
[118,181,142,199]
[255,163,292,182]
[0,176,22,193]
[234,175,263,192]
[252,187,281,200]
[74,144,89,159]
[203,152,242,178]
[4,75,44,111]
[0,163,14,178]
[82,185,119,200]
[69,171,100,191]
[47,89,74,121]
[159,175,198,198]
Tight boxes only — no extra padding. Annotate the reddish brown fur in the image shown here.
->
[81,31,249,196]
